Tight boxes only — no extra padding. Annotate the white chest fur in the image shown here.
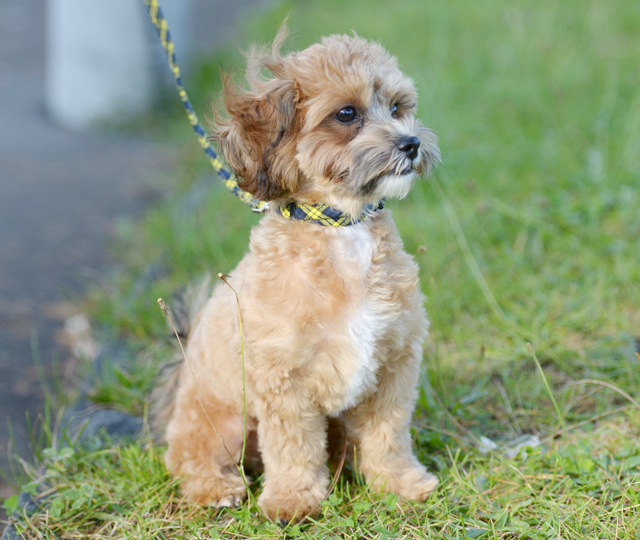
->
[329,224,391,412]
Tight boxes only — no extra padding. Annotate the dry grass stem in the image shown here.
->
[215,275,253,503]
[567,379,640,411]
[157,298,236,465]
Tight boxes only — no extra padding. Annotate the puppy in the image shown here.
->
[159,27,441,524]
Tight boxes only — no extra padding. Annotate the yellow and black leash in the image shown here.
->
[143,0,385,226]
[143,0,268,213]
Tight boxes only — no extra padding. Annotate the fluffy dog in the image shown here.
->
[157,27,441,524]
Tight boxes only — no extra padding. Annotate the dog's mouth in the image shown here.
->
[390,150,423,176]
[358,163,417,196]
[346,140,436,197]
[388,157,417,178]
[373,157,414,179]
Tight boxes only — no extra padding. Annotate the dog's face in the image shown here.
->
[212,29,440,218]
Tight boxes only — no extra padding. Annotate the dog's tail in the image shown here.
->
[150,274,213,442]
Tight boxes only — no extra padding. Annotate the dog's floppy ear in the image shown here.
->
[210,27,301,201]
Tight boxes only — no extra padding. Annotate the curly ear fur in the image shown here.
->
[209,26,301,201]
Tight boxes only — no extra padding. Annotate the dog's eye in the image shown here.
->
[336,106,357,123]
[391,104,399,118]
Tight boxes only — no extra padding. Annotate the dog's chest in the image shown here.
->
[328,225,403,411]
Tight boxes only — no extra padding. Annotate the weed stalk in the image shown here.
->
[157,297,251,496]
[527,343,568,437]
[217,274,251,492]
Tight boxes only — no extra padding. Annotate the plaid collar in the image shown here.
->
[275,200,385,227]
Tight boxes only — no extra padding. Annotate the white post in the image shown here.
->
[46,0,192,131]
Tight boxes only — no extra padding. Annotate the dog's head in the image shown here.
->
[211,26,441,218]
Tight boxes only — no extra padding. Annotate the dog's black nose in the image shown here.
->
[396,136,421,160]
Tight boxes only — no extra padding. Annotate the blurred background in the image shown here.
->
[2,0,640,533]
[0,0,268,508]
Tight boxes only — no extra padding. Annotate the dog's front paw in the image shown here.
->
[258,482,325,524]
[369,464,439,502]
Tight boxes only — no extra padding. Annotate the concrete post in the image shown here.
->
[45,0,192,131]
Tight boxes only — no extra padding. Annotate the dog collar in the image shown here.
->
[275,200,385,227]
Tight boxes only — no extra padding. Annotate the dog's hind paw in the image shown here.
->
[179,473,247,508]
[210,493,244,509]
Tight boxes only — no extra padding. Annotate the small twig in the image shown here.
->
[430,175,511,327]
[527,343,568,438]
[413,422,467,448]
[323,422,349,503]
[540,405,632,444]
[494,377,523,437]
[157,299,235,464]
[216,274,252,501]
[567,379,640,411]
[429,385,482,446]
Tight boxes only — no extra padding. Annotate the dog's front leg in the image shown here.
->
[344,349,438,502]
[254,385,329,524]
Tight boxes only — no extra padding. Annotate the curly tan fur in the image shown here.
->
[162,27,441,524]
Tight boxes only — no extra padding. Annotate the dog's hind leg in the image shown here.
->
[164,387,250,508]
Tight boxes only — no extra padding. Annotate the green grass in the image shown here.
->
[4,424,640,538]
[4,0,640,537]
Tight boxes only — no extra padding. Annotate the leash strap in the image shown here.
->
[144,0,268,212]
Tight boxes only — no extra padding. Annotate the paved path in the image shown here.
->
[0,0,268,512]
